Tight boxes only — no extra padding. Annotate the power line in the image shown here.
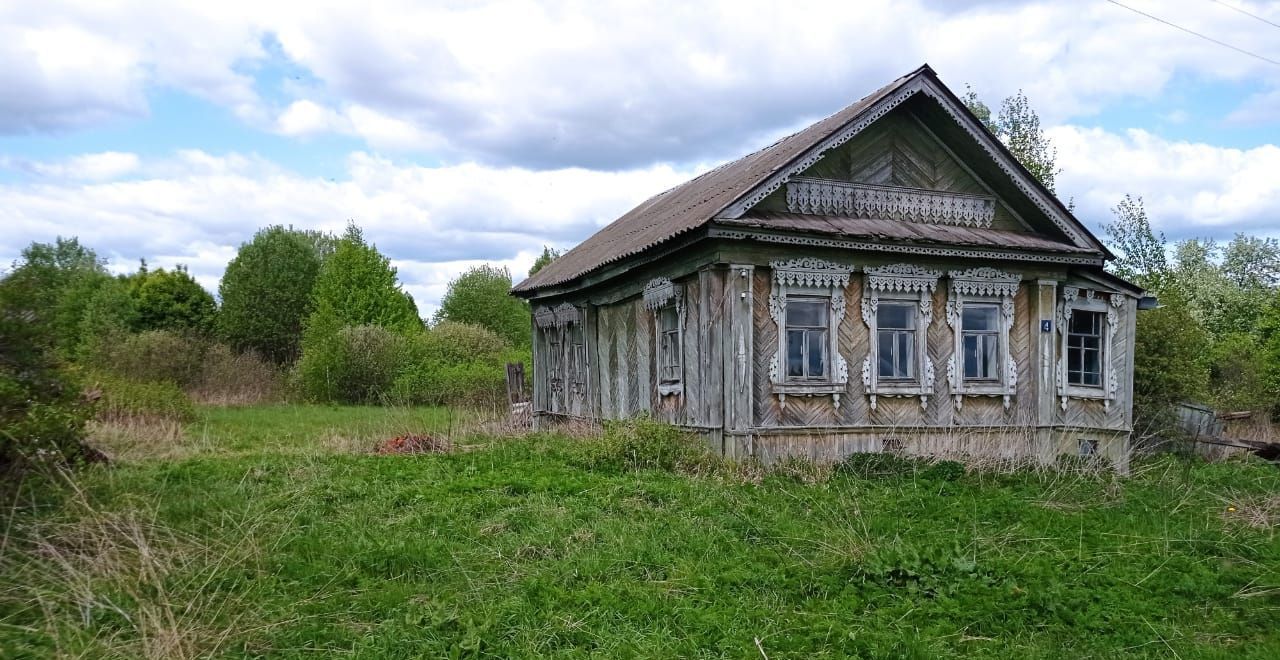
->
[1104,0,1280,67]
[1210,0,1280,31]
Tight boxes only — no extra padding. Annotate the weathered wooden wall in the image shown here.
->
[755,111,1027,232]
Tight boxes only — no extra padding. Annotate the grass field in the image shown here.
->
[3,405,1279,658]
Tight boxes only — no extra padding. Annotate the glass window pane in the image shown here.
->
[962,305,998,331]
[807,329,826,377]
[878,302,914,330]
[786,329,804,377]
[878,330,895,374]
[659,306,677,332]
[788,300,826,327]
[982,335,997,379]
[963,334,979,378]
[897,332,914,377]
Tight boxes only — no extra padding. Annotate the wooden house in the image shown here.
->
[512,65,1146,469]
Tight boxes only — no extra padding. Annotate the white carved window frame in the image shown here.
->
[767,258,852,408]
[643,277,685,397]
[1056,287,1122,410]
[946,268,1020,411]
[862,264,941,410]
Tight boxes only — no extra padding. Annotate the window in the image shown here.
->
[945,267,1019,411]
[876,302,916,380]
[658,304,680,384]
[644,277,684,396]
[961,304,999,381]
[785,298,829,380]
[1067,310,1103,387]
[768,258,852,408]
[1055,286,1123,410]
[861,264,941,410]
[568,320,585,394]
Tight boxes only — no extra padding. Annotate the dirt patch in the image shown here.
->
[374,433,452,455]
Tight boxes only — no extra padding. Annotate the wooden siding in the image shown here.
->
[756,111,1026,232]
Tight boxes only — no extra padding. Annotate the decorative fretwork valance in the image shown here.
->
[535,303,581,328]
[785,177,996,228]
[771,258,852,289]
[864,264,942,298]
[642,277,677,311]
[949,267,1020,299]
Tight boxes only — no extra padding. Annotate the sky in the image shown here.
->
[1,0,1278,317]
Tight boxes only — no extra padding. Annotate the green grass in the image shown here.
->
[3,405,1279,658]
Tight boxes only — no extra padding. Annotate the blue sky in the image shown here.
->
[1,0,1278,314]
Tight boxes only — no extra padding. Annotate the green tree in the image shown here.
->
[529,246,562,277]
[962,87,1059,191]
[1221,233,1280,291]
[219,226,326,363]
[1103,195,1168,289]
[1131,291,1209,442]
[297,224,421,401]
[75,277,138,362]
[434,265,531,347]
[0,237,107,353]
[131,265,217,334]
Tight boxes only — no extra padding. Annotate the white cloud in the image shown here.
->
[1052,125,1280,239]
[4,1,1279,167]
[0,151,694,314]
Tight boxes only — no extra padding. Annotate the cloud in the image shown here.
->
[4,1,1279,168]
[0,150,694,315]
[1052,125,1280,240]
[1,151,140,181]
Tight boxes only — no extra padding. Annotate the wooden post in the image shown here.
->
[725,264,755,458]
[505,362,526,405]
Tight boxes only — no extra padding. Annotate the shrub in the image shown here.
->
[92,330,209,387]
[835,452,922,479]
[295,324,408,404]
[188,344,283,406]
[575,417,714,474]
[390,323,519,408]
[91,372,195,423]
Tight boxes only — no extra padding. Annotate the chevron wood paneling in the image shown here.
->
[753,271,780,427]
[837,278,871,424]
[799,111,1024,231]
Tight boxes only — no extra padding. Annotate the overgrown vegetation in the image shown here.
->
[2,408,1278,657]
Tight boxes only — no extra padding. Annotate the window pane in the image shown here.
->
[786,329,805,377]
[897,332,914,377]
[982,335,998,379]
[962,305,998,331]
[1069,310,1102,336]
[788,300,826,327]
[963,334,979,378]
[878,330,895,374]
[659,306,678,332]
[878,302,914,330]
[807,329,826,378]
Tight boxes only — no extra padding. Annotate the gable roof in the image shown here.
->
[514,64,1108,296]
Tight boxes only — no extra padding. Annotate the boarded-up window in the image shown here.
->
[658,304,681,385]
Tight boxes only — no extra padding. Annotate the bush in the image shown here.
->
[90,372,195,423]
[835,452,922,479]
[574,417,714,474]
[294,324,408,404]
[389,322,518,408]
[92,330,209,387]
[189,344,283,406]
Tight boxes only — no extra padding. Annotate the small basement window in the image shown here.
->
[1079,438,1098,456]
[1067,310,1104,386]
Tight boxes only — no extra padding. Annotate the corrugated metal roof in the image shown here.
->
[717,212,1094,254]
[512,68,922,294]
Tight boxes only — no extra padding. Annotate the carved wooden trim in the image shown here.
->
[708,228,1106,266]
[946,268,1020,411]
[552,302,581,327]
[768,258,852,408]
[645,278,686,397]
[786,177,996,227]
[533,306,556,328]
[863,264,940,410]
[1056,288,1121,410]
[643,277,676,311]
[717,75,1095,252]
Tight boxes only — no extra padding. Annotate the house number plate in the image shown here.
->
[1040,319,1052,333]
